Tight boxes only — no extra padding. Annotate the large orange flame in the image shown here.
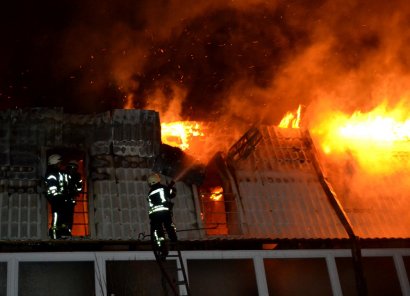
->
[278,104,302,128]
[150,98,409,177]
[311,102,410,174]
[161,121,204,150]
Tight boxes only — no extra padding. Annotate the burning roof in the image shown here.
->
[0,103,408,242]
[222,125,410,239]
[163,105,410,240]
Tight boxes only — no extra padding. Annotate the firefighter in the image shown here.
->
[44,154,69,239]
[147,173,177,260]
[64,160,83,236]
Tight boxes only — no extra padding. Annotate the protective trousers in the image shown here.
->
[49,197,74,238]
[149,210,177,249]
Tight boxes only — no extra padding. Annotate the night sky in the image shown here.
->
[1,0,409,124]
[0,1,130,113]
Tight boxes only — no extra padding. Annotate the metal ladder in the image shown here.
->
[154,246,191,296]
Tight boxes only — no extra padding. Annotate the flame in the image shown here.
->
[124,94,134,109]
[311,102,410,173]
[209,186,223,201]
[161,121,204,150]
[278,104,302,128]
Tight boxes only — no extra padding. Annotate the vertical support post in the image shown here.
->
[7,257,17,296]
[253,256,269,296]
[393,253,410,295]
[325,255,343,296]
[94,253,107,296]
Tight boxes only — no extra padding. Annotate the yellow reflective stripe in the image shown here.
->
[149,188,166,203]
[149,206,169,214]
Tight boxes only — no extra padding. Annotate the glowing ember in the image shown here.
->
[161,121,204,150]
[311,103,410,173]
[278,105,302,128]
[209,186,223,201]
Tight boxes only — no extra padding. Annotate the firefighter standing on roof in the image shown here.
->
[147,173,177,257]
[45,154,69,239]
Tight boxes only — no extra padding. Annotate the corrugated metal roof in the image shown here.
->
[327,163,410,239]
[93,176,202,241]
[0,192,42,239]
[228,126,347,239]
[226,125,410,240]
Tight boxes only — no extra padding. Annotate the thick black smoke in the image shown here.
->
[1,0,410,123]
[131,6,311,120]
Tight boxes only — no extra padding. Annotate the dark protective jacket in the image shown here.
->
[147,183,176,215]
[45,165,68,200]
[66,169,83,198]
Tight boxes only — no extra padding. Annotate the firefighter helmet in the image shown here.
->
[147,173,161,186]
[48,154,62,165]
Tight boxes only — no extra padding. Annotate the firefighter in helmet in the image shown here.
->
[45,154,69,239]
[147,173,177,259]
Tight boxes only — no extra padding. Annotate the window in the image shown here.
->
[0,262,6,296]
[46,149,89,237]
[188,259,258,296]
[71,159,89,237]
[264,258,333,296]
[106,260,177,295]
[336,256,401,296]
[199,186,229,235]
[199,154,241,236]
[19,262,94,296]
[403,256,410,283]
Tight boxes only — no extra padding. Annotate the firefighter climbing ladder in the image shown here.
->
[154,247,191,296]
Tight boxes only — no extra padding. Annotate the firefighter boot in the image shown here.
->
[160,244,168,261]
